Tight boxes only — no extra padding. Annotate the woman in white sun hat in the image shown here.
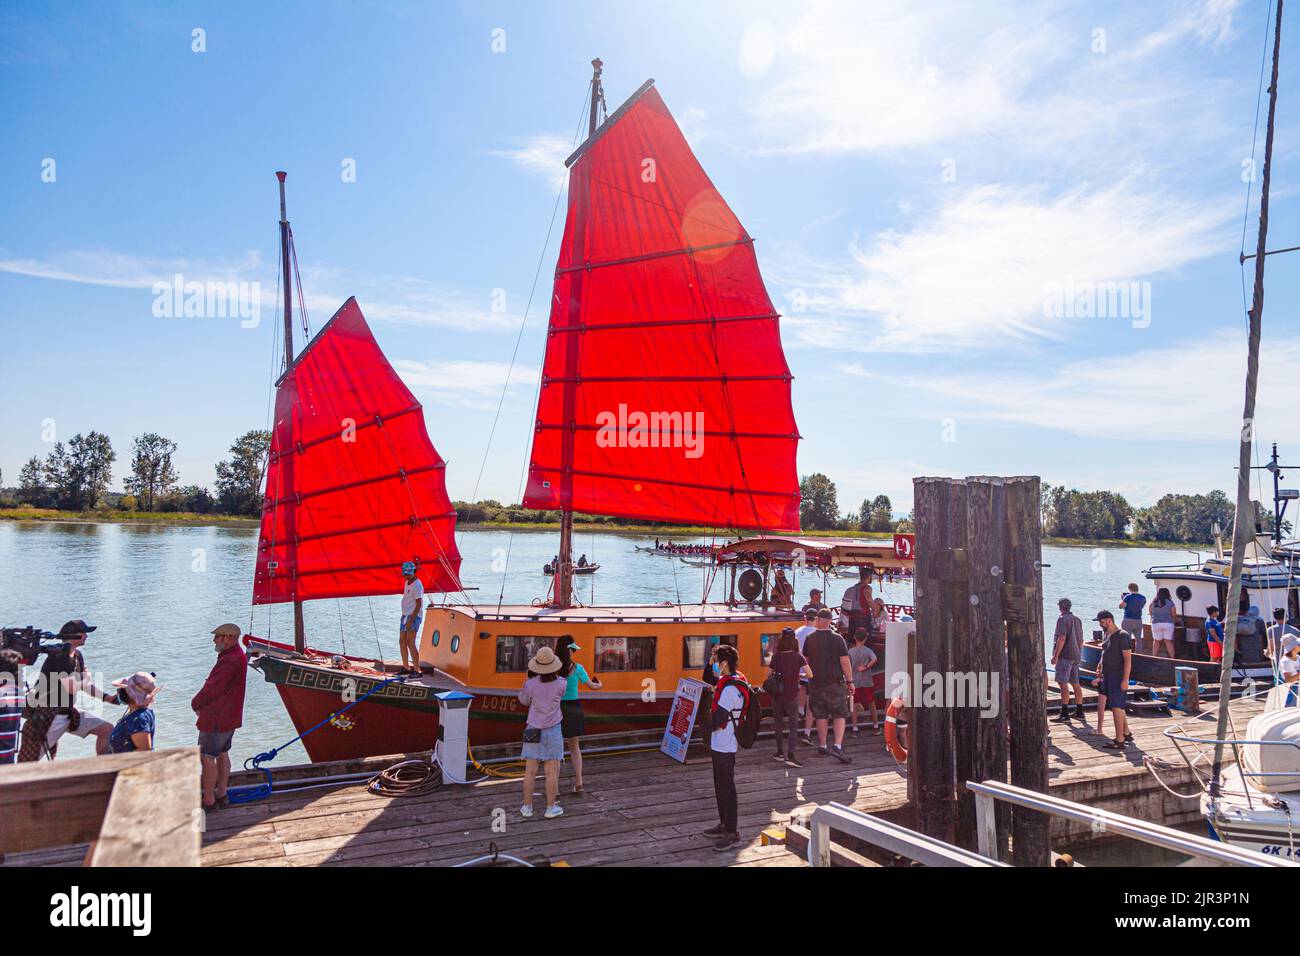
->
[108,672,160,754]
[518,645,566,820]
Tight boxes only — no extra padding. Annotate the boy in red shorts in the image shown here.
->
[847,627,879,736]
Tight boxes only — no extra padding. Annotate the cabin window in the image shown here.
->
[430,630,440,647]
[495,635,556,672]
[760,633,781,666]
[682,634,737,669]
[450,635,460,654]
[596,636,657,672]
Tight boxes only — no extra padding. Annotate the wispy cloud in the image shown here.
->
[0,249,526,333]
[891,329,1300,444]
[394,358,538,411]
[0,248,262,289]
[490,134,573,189]
[780,182,1235,352]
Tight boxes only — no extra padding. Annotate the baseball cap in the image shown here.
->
[1093,610,1114,622]
[57,620,96,639]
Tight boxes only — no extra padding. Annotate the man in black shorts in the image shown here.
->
[1094,610,1133,750]
[803,609,853,763]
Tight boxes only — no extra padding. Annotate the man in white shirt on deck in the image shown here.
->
[399,561,425,677]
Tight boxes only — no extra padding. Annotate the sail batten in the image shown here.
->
[525,84,800,533]
[254,297,462,605]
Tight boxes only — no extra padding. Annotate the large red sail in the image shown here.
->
[253,297,462,604]
[523,82,800,530]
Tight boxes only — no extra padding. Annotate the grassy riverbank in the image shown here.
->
[0,507,1206,550]
[0,507,259,528]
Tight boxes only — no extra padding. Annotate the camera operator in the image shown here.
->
[18,620,120,761]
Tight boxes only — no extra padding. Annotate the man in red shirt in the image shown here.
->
[191,623,247,811]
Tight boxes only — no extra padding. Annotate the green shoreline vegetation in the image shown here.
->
[3,429,1284,550]
[0,506,1210,550]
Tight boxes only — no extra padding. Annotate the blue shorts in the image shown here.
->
[1099,678,1128,708]
[522,723,563,761]
[400,614,422,634]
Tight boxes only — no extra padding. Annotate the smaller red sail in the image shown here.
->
[253,297,462,604]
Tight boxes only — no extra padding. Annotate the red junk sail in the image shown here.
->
[253,297,462,604]
[523,82,801,530]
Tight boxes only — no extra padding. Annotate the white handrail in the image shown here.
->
[966,780,1296,867]
[806,802,1006,867]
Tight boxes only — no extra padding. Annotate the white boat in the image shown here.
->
[1164,684,1300,859]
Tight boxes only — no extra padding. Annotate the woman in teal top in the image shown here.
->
[555,638,602,796]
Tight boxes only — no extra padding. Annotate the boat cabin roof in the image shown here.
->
[436,602,801,625]
[714,536,915,571]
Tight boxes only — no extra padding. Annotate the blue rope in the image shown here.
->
[227,674,410,805]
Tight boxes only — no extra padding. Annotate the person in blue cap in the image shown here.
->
[398,561,424,676]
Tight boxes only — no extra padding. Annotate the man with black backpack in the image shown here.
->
[703,643,747,851]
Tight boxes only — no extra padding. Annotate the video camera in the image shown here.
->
[1,626,68,666]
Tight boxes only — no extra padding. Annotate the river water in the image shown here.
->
[0,520,1197,765]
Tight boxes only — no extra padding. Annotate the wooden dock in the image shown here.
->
[2,693,1263,868]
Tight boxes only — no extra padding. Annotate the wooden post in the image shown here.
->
[964,476,1010,857]
[911,477,959,843]
[1003,476,1050,866]
[945,482,977,850]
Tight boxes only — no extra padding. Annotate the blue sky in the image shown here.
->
[3,0,1299,517]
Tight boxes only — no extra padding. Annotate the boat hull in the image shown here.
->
[1204,794,1300,859]
[248,638,690,762]
[1079,642,1272,686]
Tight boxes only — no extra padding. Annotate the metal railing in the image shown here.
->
[805,802,1006,867]
[966,780,1296,867]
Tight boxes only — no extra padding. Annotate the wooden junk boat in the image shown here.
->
[244,63,891,763]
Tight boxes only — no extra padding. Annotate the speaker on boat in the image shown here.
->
[1175,585,1193,602]
[737,568,764,602]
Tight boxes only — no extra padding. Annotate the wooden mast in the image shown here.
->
[1211,0,1282,788]
[554,58,605,609]
[277,170,307,652]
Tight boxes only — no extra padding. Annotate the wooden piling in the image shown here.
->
[1003,476,1049,866]
[964,476,1010,857]
[911,477,959,843]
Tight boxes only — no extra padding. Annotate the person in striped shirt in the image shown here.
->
[0,649,23,764]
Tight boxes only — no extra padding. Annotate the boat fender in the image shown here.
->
[884,696,907,762]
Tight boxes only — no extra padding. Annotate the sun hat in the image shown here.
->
[527,646,563,674]
[401,561,417,576]
[112,671,159,707]
[211,623,241,638]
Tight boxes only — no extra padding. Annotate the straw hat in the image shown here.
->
[527,646,563,674]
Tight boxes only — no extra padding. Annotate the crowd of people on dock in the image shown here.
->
[1049,584,1300,752]
[0,618,248,813]
[511,574,892,851]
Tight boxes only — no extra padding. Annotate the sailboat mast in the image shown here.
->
[1210,0,1283,790]
[276,170,307,651]
[554,58,606,610]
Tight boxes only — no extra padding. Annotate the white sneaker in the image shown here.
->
[544,804,564,819]
[520,804,534,818]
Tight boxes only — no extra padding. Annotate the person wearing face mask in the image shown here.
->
[702,643,745,851]
[191,623,248,811]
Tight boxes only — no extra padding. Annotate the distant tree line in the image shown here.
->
[5,429,271,517]
[1041,485,1289,543]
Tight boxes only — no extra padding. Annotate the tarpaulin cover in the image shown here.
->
[523,83,800,530]
[253,297,462,603]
